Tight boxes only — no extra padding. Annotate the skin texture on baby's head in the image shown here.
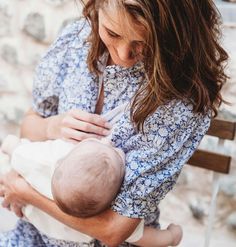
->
[51,138,125,218]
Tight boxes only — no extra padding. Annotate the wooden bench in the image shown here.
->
[187,118,236,247]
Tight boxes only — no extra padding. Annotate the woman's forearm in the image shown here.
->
[28,190,140,246]
[20,108,55,141]
[20,108,110,142]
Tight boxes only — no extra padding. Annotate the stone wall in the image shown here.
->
[0,0,83,141]
[0,1,236,245]
[1,0,236,143]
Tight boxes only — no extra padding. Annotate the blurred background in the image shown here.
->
[0,0,82,140]
[0,0,235,246]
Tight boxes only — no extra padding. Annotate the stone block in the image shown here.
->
[0,44,18,65]
[0,0,11,37]
[227,212,236,230]
[23,13,46,42]
[0,74,7,90]
[189,198,207,220]
[44,0,71,6]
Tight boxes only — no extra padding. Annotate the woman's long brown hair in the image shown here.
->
[80,0,228,131]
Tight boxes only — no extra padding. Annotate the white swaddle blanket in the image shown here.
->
[0,103,144,243]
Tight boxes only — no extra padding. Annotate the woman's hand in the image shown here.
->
[47,109,111,142]
[0,170,34,217]
[21,108,112,142]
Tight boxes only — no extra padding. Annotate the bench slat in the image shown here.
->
[187,149,231,174]
[207,119,236,140]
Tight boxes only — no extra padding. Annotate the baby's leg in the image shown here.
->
[132,224,183,247]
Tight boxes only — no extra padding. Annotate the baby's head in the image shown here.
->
[51,138,125,218]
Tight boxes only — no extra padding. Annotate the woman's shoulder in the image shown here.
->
[36,17,90,66]
[151,99,210,123]
[52,17,90,50]
[141,98,211,136]
[60,17,90,41]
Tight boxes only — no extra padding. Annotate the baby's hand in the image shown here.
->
[1,135,20,155]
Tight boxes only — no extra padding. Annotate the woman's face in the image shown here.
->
[98,6,147,68]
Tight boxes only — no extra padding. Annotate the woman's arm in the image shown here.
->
[0,170,140,246]
[33,194,140,246]
[20,108,111,142]
[20,109,52,141]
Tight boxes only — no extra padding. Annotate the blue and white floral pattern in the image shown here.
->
[0,18,211,246]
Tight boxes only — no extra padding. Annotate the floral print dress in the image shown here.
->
[0,18,211,247]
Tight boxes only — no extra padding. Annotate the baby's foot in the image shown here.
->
[167,223,183,246]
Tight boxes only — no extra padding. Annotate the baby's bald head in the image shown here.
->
[52,139,125,218]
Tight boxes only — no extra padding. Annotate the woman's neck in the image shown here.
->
[107,55,115,66]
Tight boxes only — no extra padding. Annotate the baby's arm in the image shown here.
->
[1,136,72,199]
[9,139,74,199]
[1,135,54,198]
[130,224,183,247]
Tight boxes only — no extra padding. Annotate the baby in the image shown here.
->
[51,138,125,218]
[1,135,182,246]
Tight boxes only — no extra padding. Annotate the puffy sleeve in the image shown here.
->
[111,100,211,218]
[32,18,88,117]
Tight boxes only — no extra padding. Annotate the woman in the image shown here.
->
[0,0,228,246]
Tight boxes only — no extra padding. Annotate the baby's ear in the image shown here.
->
[1,135,21,155]
[114,148,126,165]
